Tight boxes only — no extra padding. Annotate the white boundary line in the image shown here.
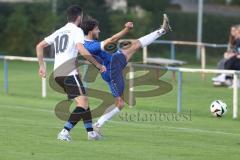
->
[1,103,240,137]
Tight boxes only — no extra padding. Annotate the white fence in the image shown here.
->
[0,55,239,119]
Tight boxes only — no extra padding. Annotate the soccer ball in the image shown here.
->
[210,100,227,117]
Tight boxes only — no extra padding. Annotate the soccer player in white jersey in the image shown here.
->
[81,14,171,135]
[36,5,106,141]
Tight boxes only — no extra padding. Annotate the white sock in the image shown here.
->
[138,29,166,48]
[97,107,120,127]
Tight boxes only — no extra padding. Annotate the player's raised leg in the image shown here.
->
[121,14,172,61]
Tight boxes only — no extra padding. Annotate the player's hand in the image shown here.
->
[125,22,133,30]
[39,66,46,78]
[99,65,107,73]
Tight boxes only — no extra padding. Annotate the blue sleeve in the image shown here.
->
[88,41,102,54]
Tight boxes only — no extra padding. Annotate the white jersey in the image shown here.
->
[44,23,84,77]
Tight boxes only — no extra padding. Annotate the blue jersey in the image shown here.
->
[84,40,112,69]
[84,39,127,97]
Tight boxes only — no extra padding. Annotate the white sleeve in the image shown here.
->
[73,28,85,45]
[44,32,56,45]
[100,41,105,51]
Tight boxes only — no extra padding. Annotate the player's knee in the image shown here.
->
[119,100,125,109]
[132,41,141,50]
[75,96,88,108]
[116,98,125,109]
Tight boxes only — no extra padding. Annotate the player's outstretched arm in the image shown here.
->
[36,40,49,78]
[103,22,133,49]
[77,43,106,73]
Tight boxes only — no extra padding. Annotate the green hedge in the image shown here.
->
[0,1,239,59]
[0,3,55,56]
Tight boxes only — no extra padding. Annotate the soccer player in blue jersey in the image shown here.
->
[81,14,171,135]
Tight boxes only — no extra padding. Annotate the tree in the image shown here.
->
[128,0,169,13]
[3,5,31,55]
[56,0,111,39]
[0,3,55,56]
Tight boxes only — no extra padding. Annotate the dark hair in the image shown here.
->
[67,5,83,22]
[80,18,99,35]
[228,25,238,48]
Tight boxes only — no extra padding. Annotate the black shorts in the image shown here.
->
[55,75,86,99]
[225,55,240,70]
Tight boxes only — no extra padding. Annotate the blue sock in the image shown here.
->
[64,121,74,131]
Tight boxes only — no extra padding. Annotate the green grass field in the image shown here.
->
[0,60,240,160]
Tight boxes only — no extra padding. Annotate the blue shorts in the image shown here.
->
[101,51,127,97]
